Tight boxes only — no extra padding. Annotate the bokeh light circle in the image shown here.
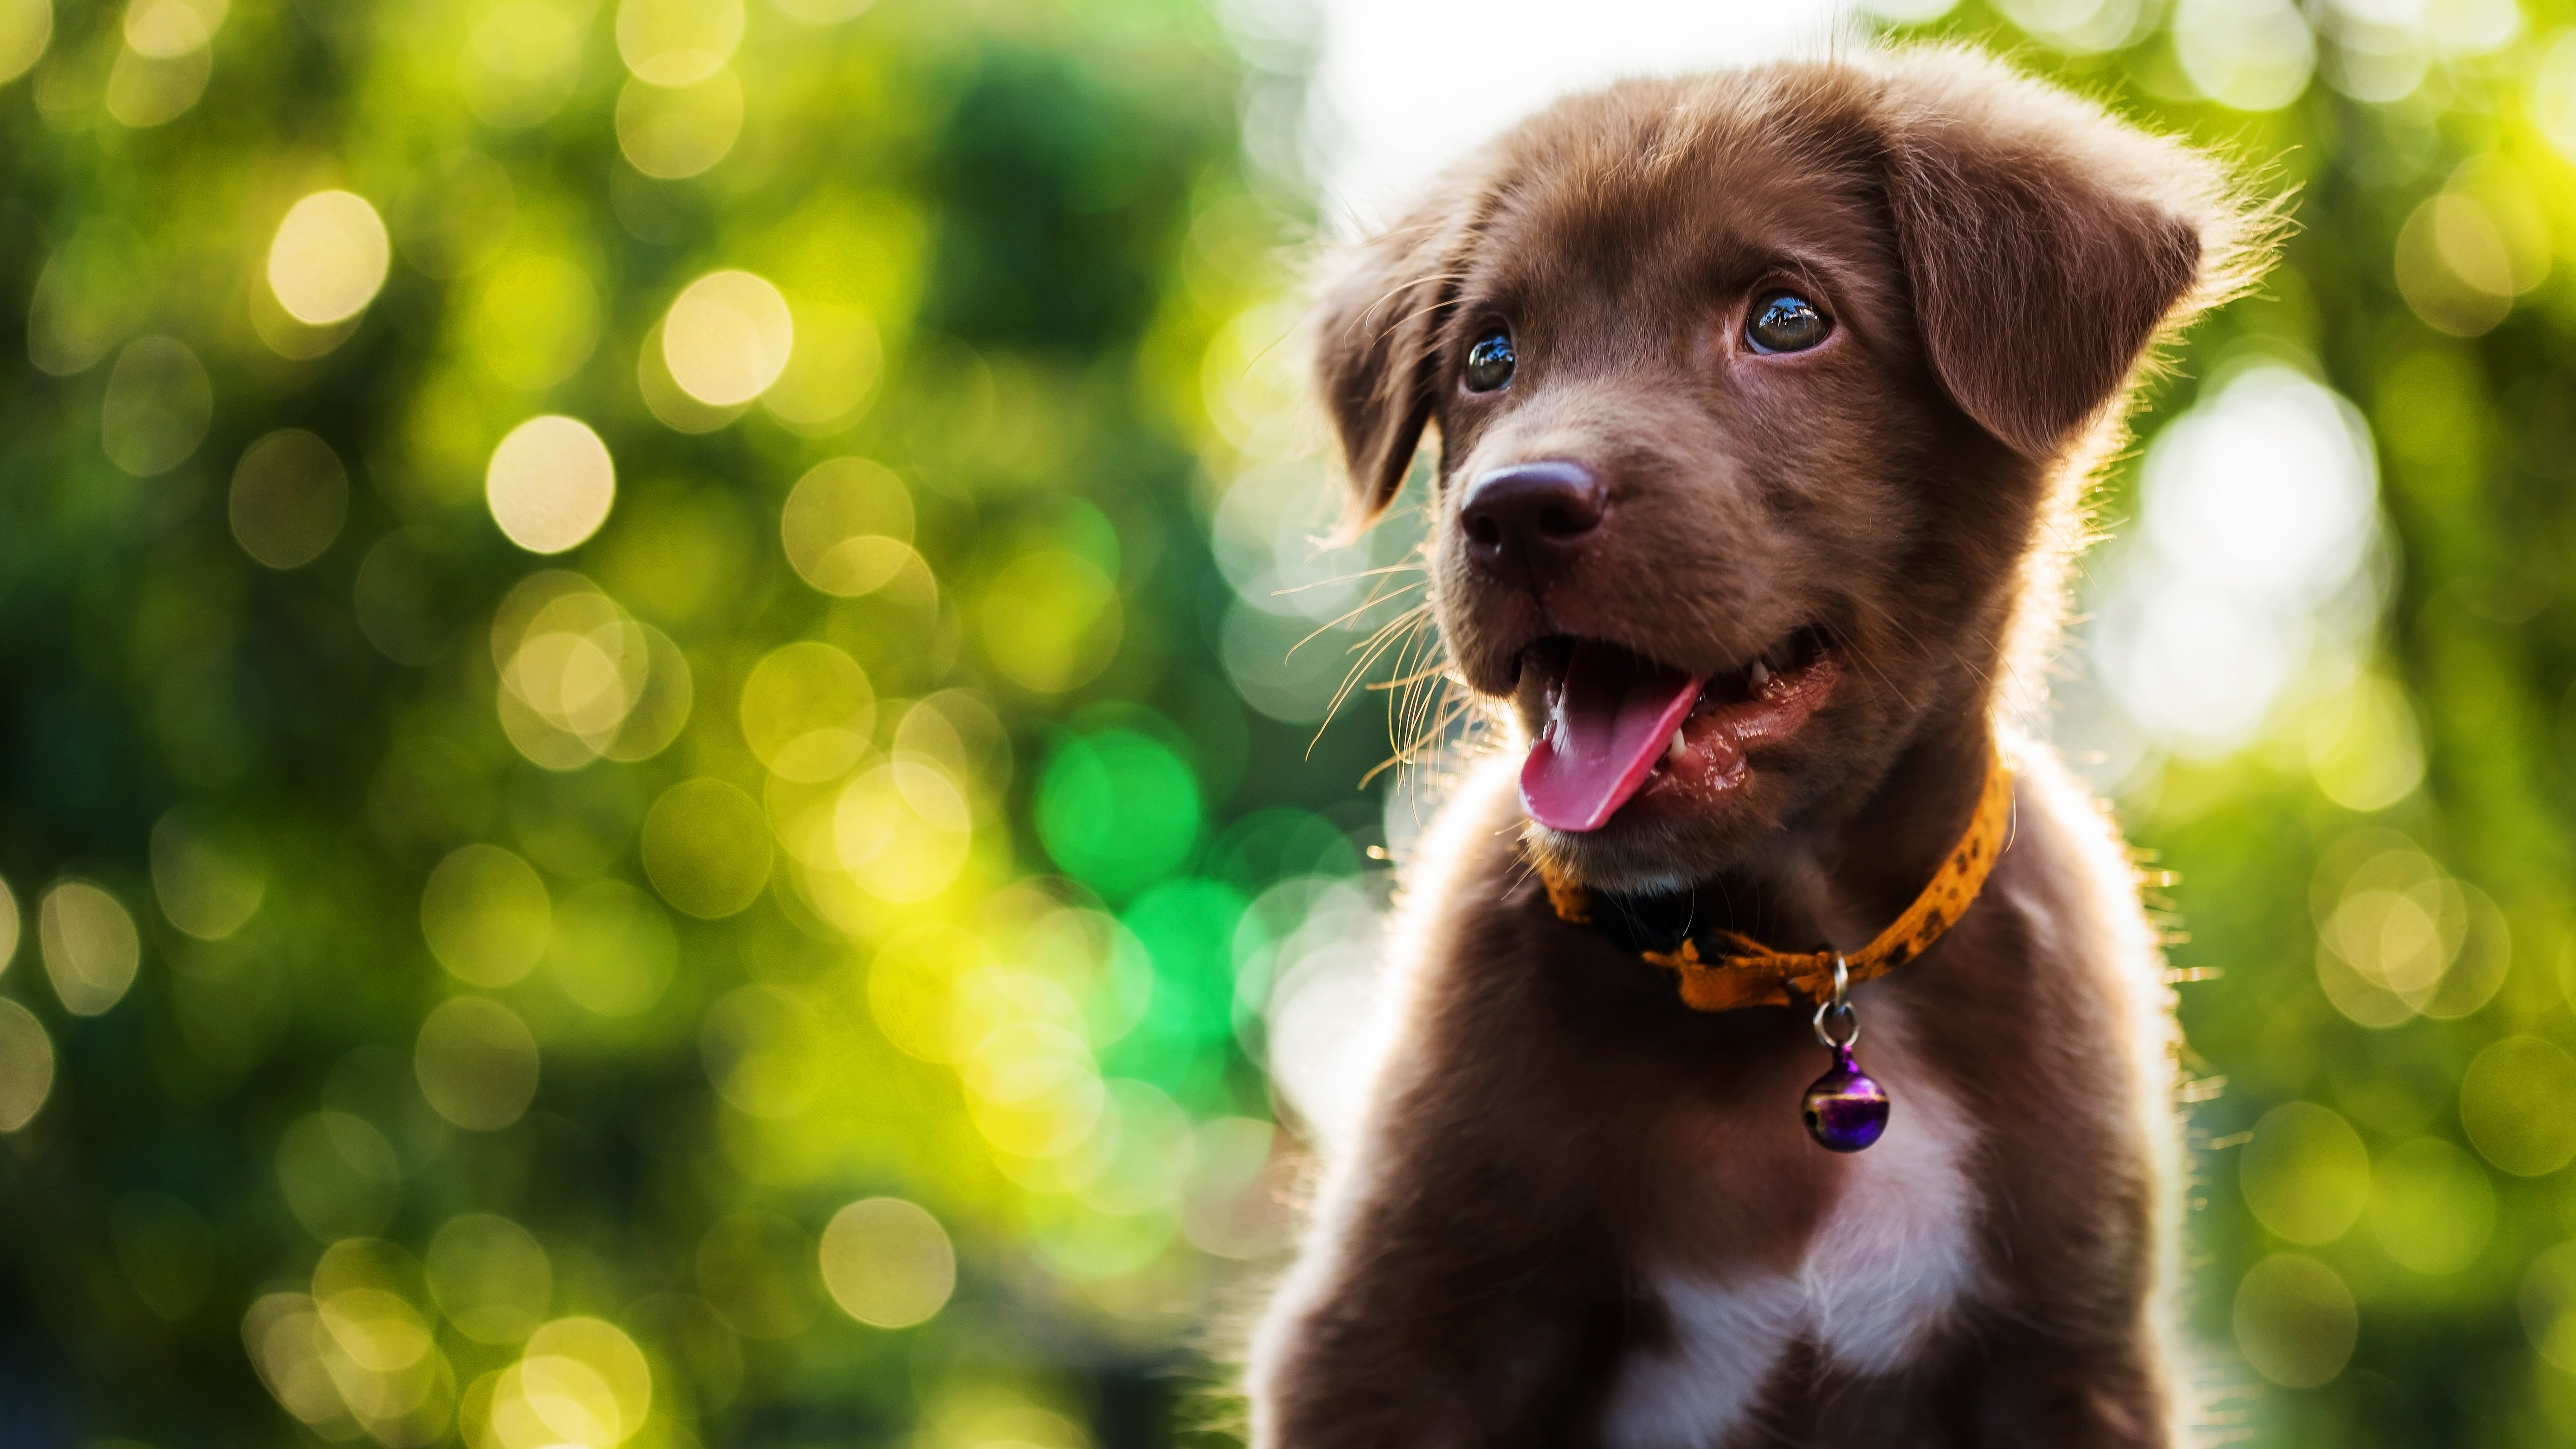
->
[546,880,678,1017]
[1036,729,1201,899]
[0,0,51,86]
[616,0,744,84]
[421,844,551,988]
[0,872,19,974]
[739,641,875,780]
[642,779,772,918]
[151,808,267,940]
[100,335,211,476]
[39,880,140,1016]
[521,1317,652,1441]
[487,416,616,554]
[780,457,913,596]
[124,0,221,57]
[105,21,213,126]
[0,999,54,1132]
[2460,1036,2576,1176]
[2238,1101,2368,1245]
[2368,1137,2495,1273]
[979,551,1122,693]
[616,69,743,179]
[818,1198,955,1328]
[229,429,350,569]
[426,1214,552,1344]
[267,191,393,326]
[772,0,872,24]
[2234,1254,2356,1388]
[414,997,541,1130]
[2524,1243,2576,1373]
[832,763,973,903]
[662,271,794,406]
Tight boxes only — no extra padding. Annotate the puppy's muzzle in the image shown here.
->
[1461,460,1605,585]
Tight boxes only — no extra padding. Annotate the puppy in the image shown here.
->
[1245,48,2270,1448]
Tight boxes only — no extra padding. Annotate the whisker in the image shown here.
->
[1309,602,1438,755]
[1271,562,1425,595]
[1287,582,1430,657]
[1365,663,1450,691]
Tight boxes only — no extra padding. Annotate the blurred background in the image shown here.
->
[0,0,2572,1443]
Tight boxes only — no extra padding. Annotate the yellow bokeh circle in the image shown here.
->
[616,70,742,180]
[2237,1101,2368,1245]
[819,1197,955,1329]
[0,871,18,974]
[426,1213,552,1344]
[39,879,139,1016]
[487,416,616,554]
[780,457,914,596]
[414,997,541,1131]
[2234,1254,2357,1389]
[267,191,392,326]
[2462,1036,2576,1177]
[615,0,742,84]
[641,778,772,918]
[124,0,221,58]
[661,270,792,407]
[832,762,973,903]
[978,550,1121,694]
[0,999,54,1133]
[739,641,875,782]
[0,0,53,87]
[420,844,551,988]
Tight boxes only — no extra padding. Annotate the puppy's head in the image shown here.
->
[1315,48,2268,891]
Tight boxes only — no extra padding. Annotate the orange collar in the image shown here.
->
[1539,752,2015,1012]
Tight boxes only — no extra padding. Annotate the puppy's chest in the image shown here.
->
[1601,1060,1984,1449]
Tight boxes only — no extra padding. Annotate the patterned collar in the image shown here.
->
[1538,751,2015,1012]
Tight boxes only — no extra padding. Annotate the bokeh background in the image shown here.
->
[0,0,2573,1443]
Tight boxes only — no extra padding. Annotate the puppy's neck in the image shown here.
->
[1690,713,1999,957]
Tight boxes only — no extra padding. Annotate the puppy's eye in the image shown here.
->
[1746,292,1830,354]
[1464,330,1516,392]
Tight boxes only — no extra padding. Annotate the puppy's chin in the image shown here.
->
[1524,807,1779,896]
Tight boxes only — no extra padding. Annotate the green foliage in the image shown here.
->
[0,0,1347,1444]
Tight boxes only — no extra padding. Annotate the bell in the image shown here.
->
[1801,1045,1890,1153]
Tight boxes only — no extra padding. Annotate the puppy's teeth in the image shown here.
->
[1749,661,1771,689]
[1667,729,1687,763]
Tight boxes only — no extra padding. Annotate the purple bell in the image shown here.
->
[1801,1044,1890,1153]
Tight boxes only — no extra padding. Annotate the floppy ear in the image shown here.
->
[1878,53,2259,458]
[1310,194,1469,531]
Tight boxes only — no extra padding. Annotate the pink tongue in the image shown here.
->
[1520,642,1705,832]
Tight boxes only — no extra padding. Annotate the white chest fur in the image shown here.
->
[1601,1044,1983,1449]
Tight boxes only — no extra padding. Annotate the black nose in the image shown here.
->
[1460,461,1606,581]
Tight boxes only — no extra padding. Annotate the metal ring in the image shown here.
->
[1811,953,1859,1049]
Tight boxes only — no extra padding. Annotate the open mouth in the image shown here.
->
[1518,628,1839,833]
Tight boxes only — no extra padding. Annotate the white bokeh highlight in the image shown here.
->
[1302,0,1849,229]
[2088,364,2384,762]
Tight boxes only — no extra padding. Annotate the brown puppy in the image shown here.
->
[1245,48,2270,1448]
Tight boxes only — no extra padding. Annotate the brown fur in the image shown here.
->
[1247,48,2273,1448]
